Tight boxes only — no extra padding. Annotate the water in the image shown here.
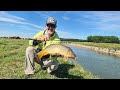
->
[67,45,120,79]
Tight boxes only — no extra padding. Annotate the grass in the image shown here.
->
[0,38,99,79]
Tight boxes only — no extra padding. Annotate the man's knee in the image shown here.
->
[26,46,35,53]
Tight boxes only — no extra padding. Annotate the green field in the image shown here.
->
[0,38,98,79]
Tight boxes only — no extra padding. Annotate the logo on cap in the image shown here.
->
[47,17,57,25]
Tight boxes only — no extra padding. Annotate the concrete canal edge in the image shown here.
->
[67,43,120,58]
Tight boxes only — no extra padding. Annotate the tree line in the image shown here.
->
[60,36,120,44]
[1,36,119,44]
[87,36,120,43]
[60,38,87,42]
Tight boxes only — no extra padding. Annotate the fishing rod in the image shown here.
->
[27,38,71,43]
[28,38,62,41]
[28,38,39,40]
[28,38,63,41]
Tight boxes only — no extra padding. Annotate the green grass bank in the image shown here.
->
[0,38,99,79]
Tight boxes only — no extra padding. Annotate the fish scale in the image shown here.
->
[37,44,77,61]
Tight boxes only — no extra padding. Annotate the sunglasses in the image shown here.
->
[47,24,56,28]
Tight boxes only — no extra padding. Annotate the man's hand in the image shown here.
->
[35,35,49,41]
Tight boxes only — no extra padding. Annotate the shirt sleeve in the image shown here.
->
[29,31,43,46]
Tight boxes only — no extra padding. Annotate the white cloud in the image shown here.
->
[56,30,71,35]
[0,30,17,37]
[56,29,80,38]
[0,29,36,38]
[28,23,45,29]
[0,17,28,24]
[15,25,41,32]
[94,23,120,31]
[34,11,51,19]
[0,11,44,30]
[73,11,120,31]
[56,30,71,38]
[0,11,26,21]
[62,16,70,20]
[90,11,120,31]
[86,11,120,23]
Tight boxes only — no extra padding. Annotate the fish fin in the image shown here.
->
[63,56,68,62]
[37,51,49,59]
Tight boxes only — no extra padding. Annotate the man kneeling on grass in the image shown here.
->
[25,17,61,76]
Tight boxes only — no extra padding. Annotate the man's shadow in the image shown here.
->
[51,63,85,79]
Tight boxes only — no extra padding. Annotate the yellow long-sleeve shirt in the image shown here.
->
[29,30,61,50]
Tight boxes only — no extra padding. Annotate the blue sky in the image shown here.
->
[0,11,120,40]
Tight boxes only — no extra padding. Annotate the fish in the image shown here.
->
[37,44,77,62]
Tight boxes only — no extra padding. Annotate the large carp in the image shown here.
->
[37,44,77,62]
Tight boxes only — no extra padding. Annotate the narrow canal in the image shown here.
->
[68,45,120,79]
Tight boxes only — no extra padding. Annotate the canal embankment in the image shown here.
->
[64,43,120,58]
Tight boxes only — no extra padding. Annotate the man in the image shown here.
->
[25,17,61,75]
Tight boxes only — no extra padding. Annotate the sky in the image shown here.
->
[0,11,120,40]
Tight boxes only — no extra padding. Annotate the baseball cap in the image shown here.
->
[46,17,57,26]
